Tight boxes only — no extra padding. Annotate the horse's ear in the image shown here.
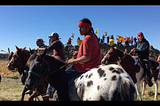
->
[8,48,10,54]
[23,47,26,50]
[15,45,20,51]
[29,48,34,54]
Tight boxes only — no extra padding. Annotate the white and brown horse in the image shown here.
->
[102,47,159,100]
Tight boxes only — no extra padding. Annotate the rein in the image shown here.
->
[48,63,68,77]
[28,71,40,77]
[117,52,128,63]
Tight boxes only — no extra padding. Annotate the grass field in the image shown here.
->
[0,60,160,101]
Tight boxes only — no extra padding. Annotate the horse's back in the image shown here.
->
[73,64,137,101]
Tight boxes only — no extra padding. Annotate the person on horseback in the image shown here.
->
[131,32,153,87]
[56,18,102,100]
[35,32,65,100]
[36,38,47,48]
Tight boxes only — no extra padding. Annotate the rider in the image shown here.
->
[57,18,102,100]
[35,32,65,61]
[131,32,153,87]
[36,38,47,48]
[35,32,65,100]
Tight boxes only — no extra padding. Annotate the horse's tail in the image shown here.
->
[119,76,137,101]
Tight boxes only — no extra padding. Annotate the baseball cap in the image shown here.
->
[48,32,59,38]
[137,32,144,37]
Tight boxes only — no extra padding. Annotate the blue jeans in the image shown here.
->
[56,65,83,101]
[46,84,54,96]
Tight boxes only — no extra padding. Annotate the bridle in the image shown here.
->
[8,49,26,69]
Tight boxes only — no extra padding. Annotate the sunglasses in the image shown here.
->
[137,35,143,37]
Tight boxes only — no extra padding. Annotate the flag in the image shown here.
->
[119,36,125,42]
[124,35,128,42]
[116,35,119,42]
[95,29,98,35]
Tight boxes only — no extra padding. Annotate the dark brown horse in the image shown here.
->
[102,47,159,100]
[7,46,48,101]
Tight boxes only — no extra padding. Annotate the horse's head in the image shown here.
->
[25,49,66,91]
[7,46,30,70]
[101,47,124,65]
[25,50,47,90]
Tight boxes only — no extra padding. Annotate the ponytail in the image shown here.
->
[90,27,99,40]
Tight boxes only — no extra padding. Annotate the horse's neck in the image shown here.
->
[17,66,28,75]
[46,55,66,87]
[117,50,125,58]
[117,51,130,66]
[46,55,66,72]
[22,50,30,66]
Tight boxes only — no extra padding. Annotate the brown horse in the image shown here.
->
[102,47,159,101]
[7,46,48,101]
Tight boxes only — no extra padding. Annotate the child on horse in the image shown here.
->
[131,32,153,87]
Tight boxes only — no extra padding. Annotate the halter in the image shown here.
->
[28,70,40,77]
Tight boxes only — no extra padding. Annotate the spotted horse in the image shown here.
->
[25,50,137,101]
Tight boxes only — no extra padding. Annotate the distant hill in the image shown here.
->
[64,43,160,61]
[1,43,160,61]
[0,53,9,60]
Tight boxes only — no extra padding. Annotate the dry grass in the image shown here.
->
[0,60,28,101]
[0,60,19,77]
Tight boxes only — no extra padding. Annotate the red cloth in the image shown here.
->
[78,21,91,28]
[73,33,102,72]
[68,38,72,42]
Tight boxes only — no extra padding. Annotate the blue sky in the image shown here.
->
[1,5,160,53]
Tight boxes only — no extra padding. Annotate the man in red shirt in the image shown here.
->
[68,18,102,72]
[57,18,102,100]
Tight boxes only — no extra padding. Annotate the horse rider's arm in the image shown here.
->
[67,55,90,64]
[35,48,45,51]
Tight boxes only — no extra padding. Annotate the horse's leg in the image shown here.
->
[142,80,146,96]
[153,68,159,101]
[135,82,142,101]
[21,87,28,101]
[154,80,158,101]
[28,91,37,101]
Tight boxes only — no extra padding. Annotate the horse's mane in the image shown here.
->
[45,54,66,65]
[26,53,66,68]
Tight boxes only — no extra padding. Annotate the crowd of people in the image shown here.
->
[65,33,138,48]
[32,18,157,100]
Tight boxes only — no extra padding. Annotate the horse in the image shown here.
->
[7,46,48,101]
[25,49,137,101]
[7,46,29,84]
[101,47,159,100]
